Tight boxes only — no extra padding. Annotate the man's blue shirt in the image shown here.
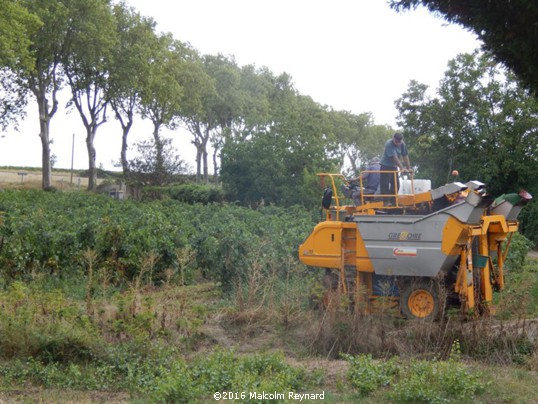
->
[380,139,408,168]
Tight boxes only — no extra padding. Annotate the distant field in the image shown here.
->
[0,169,97,189]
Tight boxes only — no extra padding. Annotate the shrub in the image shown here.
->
[0,190,316,289]
[343,353,399,395]
[389,358,487,403]
[505,232,533,272]
[147,350,310,403]
[0,282,102,362]
[142,184,225,204]
[344,350,488,402]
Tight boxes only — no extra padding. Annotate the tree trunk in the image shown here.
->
[119,112,133,175]
[195,147,202,184]
[32,79,58,190]
[202,127,210,183]
[86,127,97,191]
[153,127,163,170]
[203,148,209,184]
[120,120,134,175]
[152,122,165,185]
[121,127,130,175]
[38,97,52,189]
[212,147,219,185]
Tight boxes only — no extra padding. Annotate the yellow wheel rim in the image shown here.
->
[408,289,435,318]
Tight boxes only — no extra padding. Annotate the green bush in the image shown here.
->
[497,258,538,319]
[142,184,225,204]
[0,343,178,391]
[519,199,538,246]
[505,232,533,272]
[343,354,399,395]
[344,350,488,402]
[0,190,316,289]
[151,350,310,403]
[389,359,486,403]
[0,282,101,362]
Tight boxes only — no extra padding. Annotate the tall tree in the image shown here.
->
[330,110,391,175]
[396,51,538,195]
[235,65,272,135]
[390,0,538,95]
[0,0,40,70]
[139,36,207,180]
[107,2,157,175]
[221,71,340,207]
[62,0,117,190]
[1,0,70,189]
[0,0,41,129]
[182,54,241,183]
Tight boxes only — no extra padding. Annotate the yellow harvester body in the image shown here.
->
[299,173,530,319]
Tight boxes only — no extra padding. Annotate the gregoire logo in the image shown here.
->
[388,231,422,241]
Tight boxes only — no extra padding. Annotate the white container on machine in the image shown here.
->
[399,179,431,195]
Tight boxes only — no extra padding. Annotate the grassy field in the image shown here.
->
[0,168,106,190]
[0,257,534,403]
[0,177,536,402]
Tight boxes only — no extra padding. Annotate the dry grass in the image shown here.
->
[0,169,99,190]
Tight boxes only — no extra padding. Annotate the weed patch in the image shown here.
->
[344,346,488,403]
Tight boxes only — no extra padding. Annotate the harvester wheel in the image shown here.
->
[400,280,439,320]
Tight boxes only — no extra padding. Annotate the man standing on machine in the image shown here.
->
[380,132,411,205]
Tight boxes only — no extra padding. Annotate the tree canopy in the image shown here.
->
[1,0,392,205]
[390,0,538,95]
[0,0,41,70]
[107,3,158,174]
[396,51,538,196]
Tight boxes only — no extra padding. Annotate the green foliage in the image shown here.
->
[0,0,41,69]
[343,354,399,395]
[330,110,393,176]
[344,351,488,403]
[151,350,310,403]
[0,282,101,362]
[127,137,190,186]
[497,256,538,319]
[0,347,314,402]
[142,184,225,204]
[519,201,538,246]
[182,54,240,183]
[107,3,158,173]
[395,50,538,243]
[0,343,177,391]
[0,1,40,129]
[505,232,533,272]
[396,51,538,196]
[220,76,341,208]
[389,358,486,403]
[0,190,315,289]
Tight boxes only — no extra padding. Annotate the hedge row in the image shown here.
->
[0,190,317,288]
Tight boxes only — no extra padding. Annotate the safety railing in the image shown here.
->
[355,169,416,207]
[317,171,421,220]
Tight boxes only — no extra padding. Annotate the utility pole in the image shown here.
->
[70,133,75,184]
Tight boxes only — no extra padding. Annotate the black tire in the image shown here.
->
[400,279,440,320]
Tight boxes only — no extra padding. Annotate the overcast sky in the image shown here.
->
[0,0,480,171]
